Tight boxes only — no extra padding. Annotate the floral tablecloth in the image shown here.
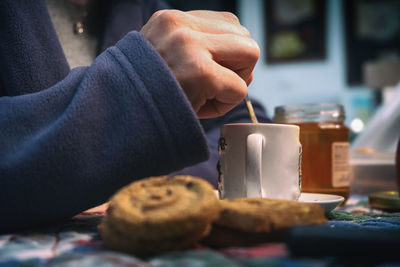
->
[1,196,400,267]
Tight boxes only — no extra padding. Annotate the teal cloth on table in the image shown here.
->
[328,210,400,229]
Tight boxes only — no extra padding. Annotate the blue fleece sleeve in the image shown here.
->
[0,0,70,96]
[0,32,209,231]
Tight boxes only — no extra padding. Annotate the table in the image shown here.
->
[1,196,400,266]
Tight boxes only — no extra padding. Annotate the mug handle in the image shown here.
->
[246,133,263,197]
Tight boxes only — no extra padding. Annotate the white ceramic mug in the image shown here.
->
[218,123,302,200]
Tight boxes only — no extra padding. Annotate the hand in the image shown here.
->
[140,10,260,118]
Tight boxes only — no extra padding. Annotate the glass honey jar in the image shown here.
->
[274,103,350,202]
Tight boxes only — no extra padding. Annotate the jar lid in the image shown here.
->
[274,103,345,123]
[369,191,400,211]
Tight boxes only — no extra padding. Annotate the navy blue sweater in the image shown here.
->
[0,0,270,231]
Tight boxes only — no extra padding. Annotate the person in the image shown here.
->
[0,0,270,231]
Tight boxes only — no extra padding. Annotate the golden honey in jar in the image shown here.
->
[274,103,350,202]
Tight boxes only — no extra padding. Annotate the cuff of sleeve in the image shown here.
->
[115,31,210,170]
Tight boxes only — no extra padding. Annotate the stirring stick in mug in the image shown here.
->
[245,95,258,123]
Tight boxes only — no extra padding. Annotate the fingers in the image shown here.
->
[205,33,260,64]
[200,32,259,84]
[173,50,248,117]
[144,10,250,39]
[140,9,259,118]
[185,11,249,37]
[160,28,258,85]
[235,68,254,86]
[207,59,248,104]
[247,72,254,85]
[188,59,248,118]
[188,10,241,25]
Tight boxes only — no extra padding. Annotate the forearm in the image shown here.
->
[0,32,208,231]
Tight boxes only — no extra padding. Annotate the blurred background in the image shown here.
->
[168,0,400,143]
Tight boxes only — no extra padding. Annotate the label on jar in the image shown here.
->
[331,142,350,187]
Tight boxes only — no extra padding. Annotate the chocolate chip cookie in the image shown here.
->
[98,175,220,256]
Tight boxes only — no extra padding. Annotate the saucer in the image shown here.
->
[298,193,344,213]
[214,191,344,213]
